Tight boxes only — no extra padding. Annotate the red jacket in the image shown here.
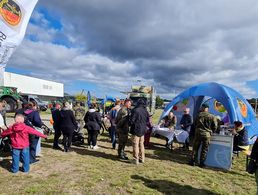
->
[1,123,47,149]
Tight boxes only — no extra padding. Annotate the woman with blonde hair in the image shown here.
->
[59,102,77,152]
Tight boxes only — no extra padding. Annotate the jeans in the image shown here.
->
[35,127,43,156]
[12,147,30,173]
[110,126,116,148]
[30,136,39,163]
[132,135,145,162]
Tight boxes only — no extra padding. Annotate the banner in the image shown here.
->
[199,134,233,170]
[0,66,3,85]
[87,91,91,107]
[0,0,38,67]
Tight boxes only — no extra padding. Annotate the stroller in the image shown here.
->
[0,136,11,152]
[41,123,53,137]
[72,122,85,145]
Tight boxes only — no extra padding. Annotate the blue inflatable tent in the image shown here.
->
[161,82,258,141]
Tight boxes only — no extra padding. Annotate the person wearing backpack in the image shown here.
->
[108,100,121,149]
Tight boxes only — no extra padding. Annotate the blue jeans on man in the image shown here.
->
[12,147,30,173]
[110,126,116,149]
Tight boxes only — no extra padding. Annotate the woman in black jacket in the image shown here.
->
[84,103,102,149]
[59,102,77,152]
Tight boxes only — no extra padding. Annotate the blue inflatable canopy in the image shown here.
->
[161,82,258,140]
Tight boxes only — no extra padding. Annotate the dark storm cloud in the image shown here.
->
[9,0,258,98]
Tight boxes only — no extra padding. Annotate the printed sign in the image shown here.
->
[0,0,38,67]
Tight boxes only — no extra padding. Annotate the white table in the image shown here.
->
[153,126,189,144]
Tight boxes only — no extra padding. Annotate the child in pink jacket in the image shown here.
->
[1,114,47,173]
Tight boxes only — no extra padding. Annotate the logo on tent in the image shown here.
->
[0,0,22,26]
[237,98,248,118]
[214,100,226,113]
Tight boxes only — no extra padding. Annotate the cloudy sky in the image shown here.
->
[6,0,258,99]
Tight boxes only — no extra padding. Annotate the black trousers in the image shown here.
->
[63,131,73,151]
[53,126,62,147]
[87,130,98,146]
[30,136,39,163]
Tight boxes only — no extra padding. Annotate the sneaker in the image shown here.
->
[93,145,99,150]
[90,145,93,149]
[131,159,139,165]
[30,159,39,164]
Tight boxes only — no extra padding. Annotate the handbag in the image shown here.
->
[246,158,257,174]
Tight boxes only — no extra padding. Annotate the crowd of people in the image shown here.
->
[1,98,258,193]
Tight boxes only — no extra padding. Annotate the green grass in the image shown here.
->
[0,109,256,195]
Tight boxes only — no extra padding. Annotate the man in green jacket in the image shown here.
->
[190,103,217,167]
[116,99,132,160]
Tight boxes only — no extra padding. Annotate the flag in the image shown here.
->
[0,0,38,69]
[87,91,91,108]
[0,66,4,85]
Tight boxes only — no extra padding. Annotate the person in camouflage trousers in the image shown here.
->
[74,102,86,133]
[190,103,217,168]
[115,99,132,160]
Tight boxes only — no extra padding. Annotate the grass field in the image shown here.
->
[0,110,256,195]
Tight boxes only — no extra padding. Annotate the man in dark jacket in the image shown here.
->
[52,103,62,150]
[232,121,248,152]
[116,99,132,160]
[180,107,193,150]
[59,102,78,152]
[190,103,217,167]
[130,98,149,164]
